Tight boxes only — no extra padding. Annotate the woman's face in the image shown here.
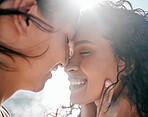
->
[65,16,118,104]
[0,1,78,92]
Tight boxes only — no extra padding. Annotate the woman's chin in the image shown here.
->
[70,95,87,105]
[70,94,98,105]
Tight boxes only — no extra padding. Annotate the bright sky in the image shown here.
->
[128,0,148,11]
[4,0,148,117]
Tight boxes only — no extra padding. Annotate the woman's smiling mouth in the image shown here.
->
[68,76,87,90]
[70,81,85,85]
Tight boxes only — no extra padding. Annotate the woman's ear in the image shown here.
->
[13,0,36,35]
[104,80,114,104]
[95,80,114,116]
[95,80,113,107]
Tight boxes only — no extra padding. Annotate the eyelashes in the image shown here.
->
[80,51,91,55]
[67,37,69,44]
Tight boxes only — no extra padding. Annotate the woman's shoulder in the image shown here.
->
[101,96,139,117]
[112,97,139,117]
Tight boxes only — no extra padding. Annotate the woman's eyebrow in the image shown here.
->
[74,40,94,47]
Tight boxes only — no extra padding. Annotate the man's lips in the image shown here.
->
[44,71,52,81]
[51,64,60,71]
[46,64,60,80]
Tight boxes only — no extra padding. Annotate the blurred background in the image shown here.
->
[3,0,148,117]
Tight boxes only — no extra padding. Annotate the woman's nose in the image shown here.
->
[64,57,79,74]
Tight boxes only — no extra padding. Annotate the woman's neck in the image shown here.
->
[96,96,139,117]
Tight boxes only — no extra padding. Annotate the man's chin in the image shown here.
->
[31,84,45,92]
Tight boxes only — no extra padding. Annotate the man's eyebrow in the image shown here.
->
[74,40,94,46]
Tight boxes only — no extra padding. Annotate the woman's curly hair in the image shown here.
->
[81,0,148,116]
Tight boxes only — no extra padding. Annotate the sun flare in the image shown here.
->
[73,0,103,11]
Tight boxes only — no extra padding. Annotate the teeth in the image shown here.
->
[70,81,85,86]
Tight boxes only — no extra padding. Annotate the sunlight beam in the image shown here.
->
[73,0,103,11]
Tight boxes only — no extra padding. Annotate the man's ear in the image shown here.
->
[13,0,35,35]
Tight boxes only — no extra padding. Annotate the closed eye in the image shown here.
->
[80,52,91,55]
[67,37,69,44]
